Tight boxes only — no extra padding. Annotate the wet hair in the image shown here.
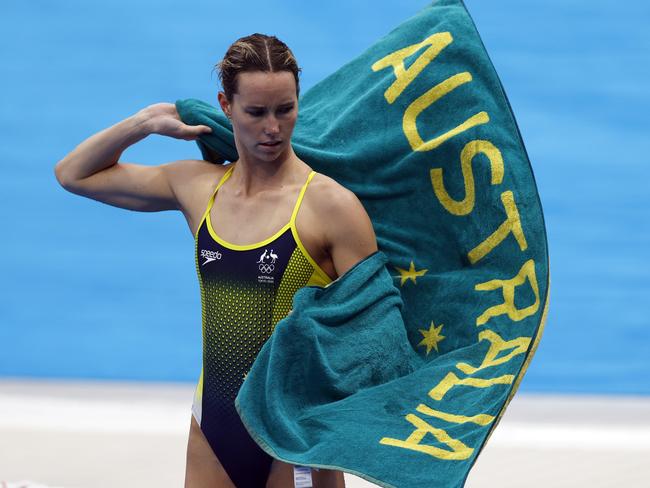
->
[214,33,302,101]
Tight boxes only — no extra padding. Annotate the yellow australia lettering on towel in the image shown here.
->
[371,31,489,152]
[371,29,540,462]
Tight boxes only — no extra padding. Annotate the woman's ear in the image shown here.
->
[217,91,231,119]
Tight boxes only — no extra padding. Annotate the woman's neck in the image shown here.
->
[228,148,306,198]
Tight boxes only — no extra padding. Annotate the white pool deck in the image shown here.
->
[1,378,648,487]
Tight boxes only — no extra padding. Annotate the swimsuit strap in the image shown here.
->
[206,164,236,213]
[194,165,237,240]
[290,170,317,226]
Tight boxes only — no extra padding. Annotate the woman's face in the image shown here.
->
[218,70,298,163]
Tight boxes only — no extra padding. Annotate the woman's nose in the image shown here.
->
[264,115,280,134]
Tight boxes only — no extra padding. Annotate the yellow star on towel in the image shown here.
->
[243,370,249,381]
[394,260,428,286]
[418,321,445,355]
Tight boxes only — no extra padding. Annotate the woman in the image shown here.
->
[54,33,377,487]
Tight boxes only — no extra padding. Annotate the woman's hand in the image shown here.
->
[139,102,213,141]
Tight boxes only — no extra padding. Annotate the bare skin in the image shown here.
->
[54,70,376,487]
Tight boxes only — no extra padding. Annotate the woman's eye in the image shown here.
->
[247,106,293,117]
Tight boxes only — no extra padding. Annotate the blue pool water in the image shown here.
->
[0,0,648,394]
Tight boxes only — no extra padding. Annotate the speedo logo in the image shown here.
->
[200,248,222,266]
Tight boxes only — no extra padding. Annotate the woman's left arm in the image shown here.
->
[322,185,379,279]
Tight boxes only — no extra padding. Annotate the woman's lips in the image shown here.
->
[259,140,282,150]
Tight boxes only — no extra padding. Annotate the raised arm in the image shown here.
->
[53,103,213,212]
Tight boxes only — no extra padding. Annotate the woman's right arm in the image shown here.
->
[53,103,212,212]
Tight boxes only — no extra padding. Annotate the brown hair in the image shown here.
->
[214,33,302,101]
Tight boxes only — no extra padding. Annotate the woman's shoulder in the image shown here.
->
[308,171,368,220]
[164,159,230,216]
[309,171,357,202]
[306,171,377,260]
[308,170,340,193]
[179,158,230,176]
[165,159,229,190]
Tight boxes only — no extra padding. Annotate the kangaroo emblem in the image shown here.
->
[257,249,269,263]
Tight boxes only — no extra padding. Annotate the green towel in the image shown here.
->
[176,0,550,486]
